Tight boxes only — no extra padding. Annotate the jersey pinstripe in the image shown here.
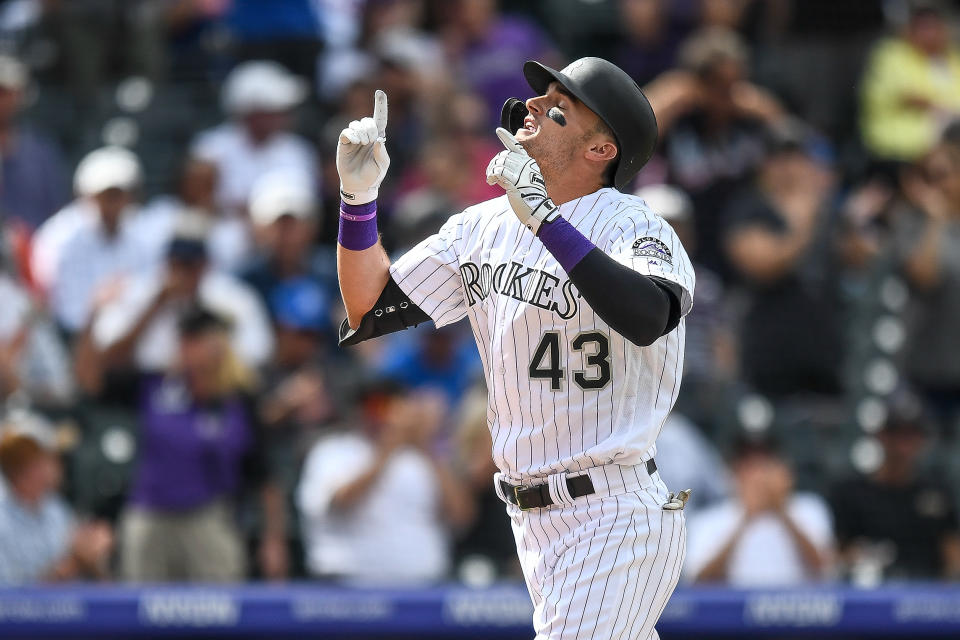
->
[389,187,695,482]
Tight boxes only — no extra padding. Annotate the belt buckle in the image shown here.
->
[513,484,532,511]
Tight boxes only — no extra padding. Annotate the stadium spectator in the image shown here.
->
[0,55,69,231]
[896,137,960,437]
[830,397,960,580]
[389,137,473,249]
[698,0,753,30]
[191,60,317,216]
[91,220,273,373]
[376,325,481,413]
[685,434,835,586]
[644,27,784,271]
[240,169,337,318]
[30,147,137,293]
[159,0,324,80]
[390,92,501,249]
[258,277,339,437]
[223,0,323,78]
[365,53,430,186]
[363,0,446,96]
[0,269,73,408]
[76,305,288,582]
[0,421,113,585]
[39,147,153,335]
[722,120,844,397]
[654,412,732,515]
[315,1,372,101]
[136,157,253,273]
[391,143,487,249]
[747,0,887,140]
[944,118,960,146]
[256,275,350,519]
[39,0,165,107]
[634,183,736,423]
[834,177,899,273]
[160,0,233,82]
[860,1,960,166]
[438,0,559,126]
[296,380,472,585]
[614,0,686,86]
[452,387,521,581]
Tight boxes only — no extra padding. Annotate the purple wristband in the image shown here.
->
[338,200,379,251]
[537,216,596,273]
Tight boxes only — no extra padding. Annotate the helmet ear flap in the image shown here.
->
[501,98,529,134]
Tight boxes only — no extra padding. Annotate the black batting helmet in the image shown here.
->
[522,57,658,191]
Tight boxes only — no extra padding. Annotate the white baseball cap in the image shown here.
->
[0,408,57,452]
[249,170,317,226]
[633,184,693,223]
[222,61,308,115]
[73,146,142,196]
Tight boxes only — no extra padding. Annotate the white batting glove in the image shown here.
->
[336,89,390,205]
[486,127,559,234]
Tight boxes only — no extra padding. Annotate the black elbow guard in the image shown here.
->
[339,277,432,346]
[651,277,684,336]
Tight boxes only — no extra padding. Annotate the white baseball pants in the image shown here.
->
[499,463,686,640]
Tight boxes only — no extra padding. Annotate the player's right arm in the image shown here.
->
[335,89,393,329]
[335,91,469,346]
[338,237,391,329]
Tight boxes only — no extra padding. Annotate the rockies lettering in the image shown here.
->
[459,260,580,318]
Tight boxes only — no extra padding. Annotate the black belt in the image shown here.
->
[500,459,657,511]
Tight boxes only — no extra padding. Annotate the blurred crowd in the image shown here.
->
[0,0,959,588]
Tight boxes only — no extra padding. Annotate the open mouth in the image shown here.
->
[523,117,538,133]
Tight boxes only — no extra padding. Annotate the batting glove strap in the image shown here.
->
[339,186,381,206]
[529,197,559,229]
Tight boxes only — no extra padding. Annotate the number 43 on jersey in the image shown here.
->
[529,331,611,391]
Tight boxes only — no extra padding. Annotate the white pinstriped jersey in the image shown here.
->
[390,188,695,481]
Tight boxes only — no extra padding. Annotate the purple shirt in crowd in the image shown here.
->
[130,375,253,512]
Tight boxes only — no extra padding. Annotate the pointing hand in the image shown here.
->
[486,127,560,235]
[337,89,390,205]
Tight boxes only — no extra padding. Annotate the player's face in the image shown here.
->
[517,82,605,174]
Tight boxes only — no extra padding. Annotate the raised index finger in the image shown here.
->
[373,89,388,139]
[496,127,527,155]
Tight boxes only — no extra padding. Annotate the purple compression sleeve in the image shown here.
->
[338,201,379,251]
[536,216,596,273]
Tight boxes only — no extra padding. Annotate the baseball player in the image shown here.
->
[336,57,694,639]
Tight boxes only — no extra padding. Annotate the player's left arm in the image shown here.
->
[487,128,693,346]
[565,244,684,345]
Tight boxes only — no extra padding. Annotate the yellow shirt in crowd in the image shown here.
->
[861,38,960,162]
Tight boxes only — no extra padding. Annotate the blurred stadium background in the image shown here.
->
[0,0,959,637]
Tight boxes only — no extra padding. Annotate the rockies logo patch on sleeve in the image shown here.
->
[632,237,673,265]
